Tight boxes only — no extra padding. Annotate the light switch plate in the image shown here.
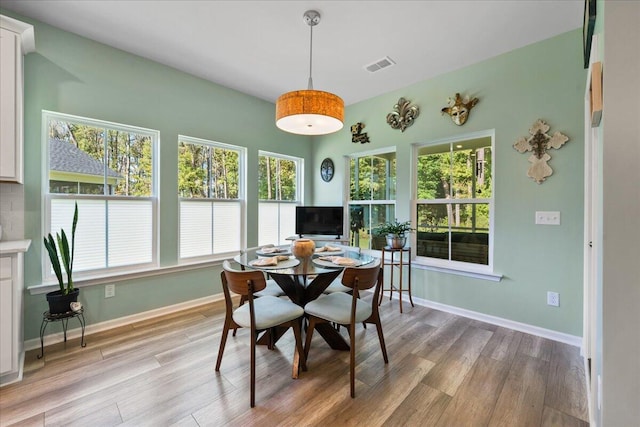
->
[535,211,560,225]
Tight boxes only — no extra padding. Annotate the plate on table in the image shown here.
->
[314,248,344,256]
[256,248,291,256]
[312,256,363,268]
[249,257,300,270]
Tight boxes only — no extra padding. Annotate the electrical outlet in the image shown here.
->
[535,211,561,225]
[105,284,115,298]
[547,291,559,307]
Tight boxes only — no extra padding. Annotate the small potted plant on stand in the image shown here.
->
[43,202,79,314]
[376,219,414,249]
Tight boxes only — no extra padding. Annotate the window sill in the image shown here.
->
[412,261,503,282]
[28,258,224,295]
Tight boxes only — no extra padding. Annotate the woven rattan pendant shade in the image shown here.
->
[275,10,344,136]
[276,89,344,135]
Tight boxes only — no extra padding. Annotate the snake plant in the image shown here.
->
[43,202,78,295]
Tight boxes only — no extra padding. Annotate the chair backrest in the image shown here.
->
[341,261,381,292]
[222,260,267,296]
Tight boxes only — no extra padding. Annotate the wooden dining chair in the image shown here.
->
[216,260,306,407]
[322,244,361,294]
[303,261,388,398]
[240,246,286,298]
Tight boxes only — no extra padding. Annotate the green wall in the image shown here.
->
[313,29,586,336]
[13,14,312,340]
[9,10,586,341]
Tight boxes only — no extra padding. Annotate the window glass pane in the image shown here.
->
[108,200,153,267]
[370,204,395,249]
[451,144,492,199]
[48,122,108,195]
[450,203,490,265]
[348,204,369,249]
[417,143,450,200]
[416,204,450,260]
[107,130,153,197]
[178,142,209,198]
[348,203,395,251]
[258,156,297,201]
[211,147,239,199]
[371,153,396,200]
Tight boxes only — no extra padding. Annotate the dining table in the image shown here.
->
[233,245,376,351]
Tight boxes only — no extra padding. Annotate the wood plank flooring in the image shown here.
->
[0,297,589,426]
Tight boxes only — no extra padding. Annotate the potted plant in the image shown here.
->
[43,202,79,314]
[375,219,414,249]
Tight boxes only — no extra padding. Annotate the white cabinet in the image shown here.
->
[0,16,34,183]
[0,240,30,386]
[0,257,15,375]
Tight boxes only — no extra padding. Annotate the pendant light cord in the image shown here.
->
[308,25,314,90]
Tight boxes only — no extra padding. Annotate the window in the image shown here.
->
[178,135,245,259]
[44,111,158,278]
[348,150,396,251]
[414,132,493,267]
[258,152,302,246]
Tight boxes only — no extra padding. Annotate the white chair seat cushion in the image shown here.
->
[233,296,303,329]
[323,280,351,294]
[254,279,285,297]
[304,292,372,325]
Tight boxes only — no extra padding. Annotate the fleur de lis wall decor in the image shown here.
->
[351,122,370,144]
[441,93,479,126]
[513,119,569,184]
[386,97,419,132]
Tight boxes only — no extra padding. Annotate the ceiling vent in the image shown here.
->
[365,56,396,73]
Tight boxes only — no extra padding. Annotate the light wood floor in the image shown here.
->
[0,296,589,426]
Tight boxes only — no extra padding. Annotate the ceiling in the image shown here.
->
[1,1,583,106]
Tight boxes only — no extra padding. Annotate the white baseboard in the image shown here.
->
[24,294,224,352]
[407,294,583,347]
[25,291,582,353]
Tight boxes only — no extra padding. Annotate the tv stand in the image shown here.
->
[287,235,349,244]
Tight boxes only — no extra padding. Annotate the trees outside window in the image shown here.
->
[44,111,157,277]
[178,136,244,259]
[415,132,493,267]
[348,150,396,251]
[258,152,301,245]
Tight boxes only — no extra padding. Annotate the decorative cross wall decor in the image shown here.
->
[513,119,569,184]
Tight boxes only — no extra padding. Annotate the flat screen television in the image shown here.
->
[295,206,344,238]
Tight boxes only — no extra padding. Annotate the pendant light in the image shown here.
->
[275,10,344,135]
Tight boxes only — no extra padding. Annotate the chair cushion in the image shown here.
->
[233,296,303,329]
[304,293,372,324]
[254,279,285,297]
[322,280,351,294]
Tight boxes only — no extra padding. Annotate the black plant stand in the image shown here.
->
[38,308,86,359]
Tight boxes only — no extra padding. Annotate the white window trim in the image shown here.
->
[178,135,247,262]
[411,129,496,275]
[42,110,160,282]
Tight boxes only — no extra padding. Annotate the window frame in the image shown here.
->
[42,110,159,281]
[345,147,397,253]
[258,150,303,246]
[411,129,495,276]
[178,134,246,262]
